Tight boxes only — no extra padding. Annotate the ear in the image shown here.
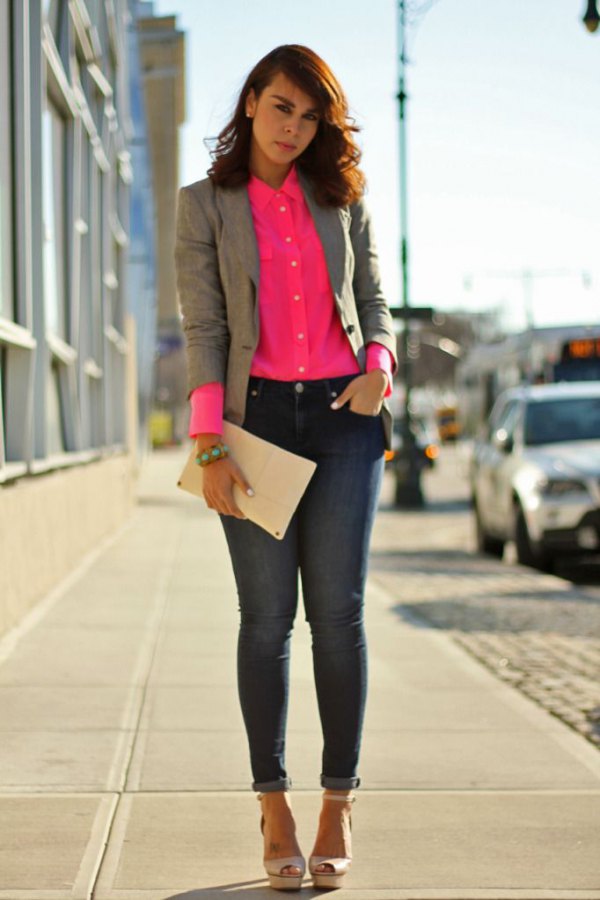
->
[245,88,257,118]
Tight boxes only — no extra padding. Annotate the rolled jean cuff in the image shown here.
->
[321,775,361,790]
[252,778,292,794]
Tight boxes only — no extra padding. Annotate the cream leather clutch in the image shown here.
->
[177,422,317,540]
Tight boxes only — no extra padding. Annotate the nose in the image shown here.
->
[284,117,301,136]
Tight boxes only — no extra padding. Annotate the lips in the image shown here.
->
[276,142,297,152]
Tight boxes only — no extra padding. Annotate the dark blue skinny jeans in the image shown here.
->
[220,374,385,794]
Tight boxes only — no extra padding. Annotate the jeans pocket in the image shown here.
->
[347,403,382,419]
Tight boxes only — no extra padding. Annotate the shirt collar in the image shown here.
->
[247,164,304,211]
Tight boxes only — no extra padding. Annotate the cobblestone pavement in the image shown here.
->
[372,446,600,747]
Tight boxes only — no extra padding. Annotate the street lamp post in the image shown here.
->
[394,0,424,508]
[583,0,600,32]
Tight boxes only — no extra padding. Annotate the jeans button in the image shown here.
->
[295,382,304,393]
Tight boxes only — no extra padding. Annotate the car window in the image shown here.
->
[499,401,520,438]
[524,397,600,445]
[489,399,519,442]
[487,400,509,439]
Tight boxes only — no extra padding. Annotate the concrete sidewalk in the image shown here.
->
[1,446,599,900]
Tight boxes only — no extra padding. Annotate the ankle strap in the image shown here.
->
[323,792,355,803]
[257,791,290,800]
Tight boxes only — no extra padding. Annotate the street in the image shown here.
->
[374,446,600,749]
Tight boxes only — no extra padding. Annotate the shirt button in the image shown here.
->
[295,382,304,393]
[297,333,304,340]
[285,236,292,243]
[298,366,305,373]
[279,205,286,212]
[293,294,301,301]
[291,261,298,267]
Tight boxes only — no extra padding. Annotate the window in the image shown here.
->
[488,398,520,444]
[46,362,66,454]
[43,0,56,25]
[42,100,68,338]
[525,397,600,446]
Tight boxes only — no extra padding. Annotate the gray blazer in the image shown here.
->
[174,170,398,448]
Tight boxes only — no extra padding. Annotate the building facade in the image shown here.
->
[0,0,182,637]
[136,5,186,444]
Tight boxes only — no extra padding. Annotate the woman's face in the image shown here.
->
[245,72,320,184]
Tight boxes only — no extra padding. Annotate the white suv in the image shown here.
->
[471,382,600,569]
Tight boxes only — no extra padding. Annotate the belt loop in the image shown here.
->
[249,377,265,399]
[323,378,335,401]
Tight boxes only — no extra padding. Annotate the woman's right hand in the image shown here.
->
[195,435,253,518]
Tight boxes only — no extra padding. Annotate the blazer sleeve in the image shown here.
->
[174,184,230,398]
[349,197,398,372]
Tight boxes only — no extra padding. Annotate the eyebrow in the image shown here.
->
[270,94,320,114]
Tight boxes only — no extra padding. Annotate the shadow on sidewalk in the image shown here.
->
[391,595,600,635]
[373,547,600,597]
[371,547,503,577]
[165,883,336,898]
[369,548,600,635]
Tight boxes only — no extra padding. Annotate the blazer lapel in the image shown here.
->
[298,171,346,297]
[217,184,260,287]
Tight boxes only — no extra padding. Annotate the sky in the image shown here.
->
[152,0,600,334]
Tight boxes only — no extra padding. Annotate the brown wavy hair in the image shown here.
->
[207,45,366,207]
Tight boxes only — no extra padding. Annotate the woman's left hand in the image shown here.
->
[331,369,388,416]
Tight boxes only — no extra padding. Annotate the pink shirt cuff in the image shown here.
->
[188,383,224,437]
[365,343,394,397]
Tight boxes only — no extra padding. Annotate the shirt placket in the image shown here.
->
[274,191,309,377]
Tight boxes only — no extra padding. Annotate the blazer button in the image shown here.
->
[346,325,355,335]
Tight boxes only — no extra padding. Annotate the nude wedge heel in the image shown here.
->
[309,793,355,890]
[258,794,305,891]
[263,856,305,891]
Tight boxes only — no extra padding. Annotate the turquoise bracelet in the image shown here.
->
[195,442,229,467]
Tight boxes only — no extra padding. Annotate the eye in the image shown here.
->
[275,103,291,114]
[304,113,319,121]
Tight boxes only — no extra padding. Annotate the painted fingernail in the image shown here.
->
[330,402,339,410]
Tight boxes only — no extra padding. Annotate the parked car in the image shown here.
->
[470,382,600,570]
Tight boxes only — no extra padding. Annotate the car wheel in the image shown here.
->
[514,506,553,572]
[474,503,504,558]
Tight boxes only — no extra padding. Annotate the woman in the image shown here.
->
[175,44,397,891]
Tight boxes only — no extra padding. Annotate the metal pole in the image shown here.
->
[399,1,410,387]
[583,0,600,32]
[395,0,424,508]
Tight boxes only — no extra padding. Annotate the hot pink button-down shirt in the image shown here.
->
[189,165,393,437]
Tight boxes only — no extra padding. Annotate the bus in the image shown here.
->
[456,325,600,436]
